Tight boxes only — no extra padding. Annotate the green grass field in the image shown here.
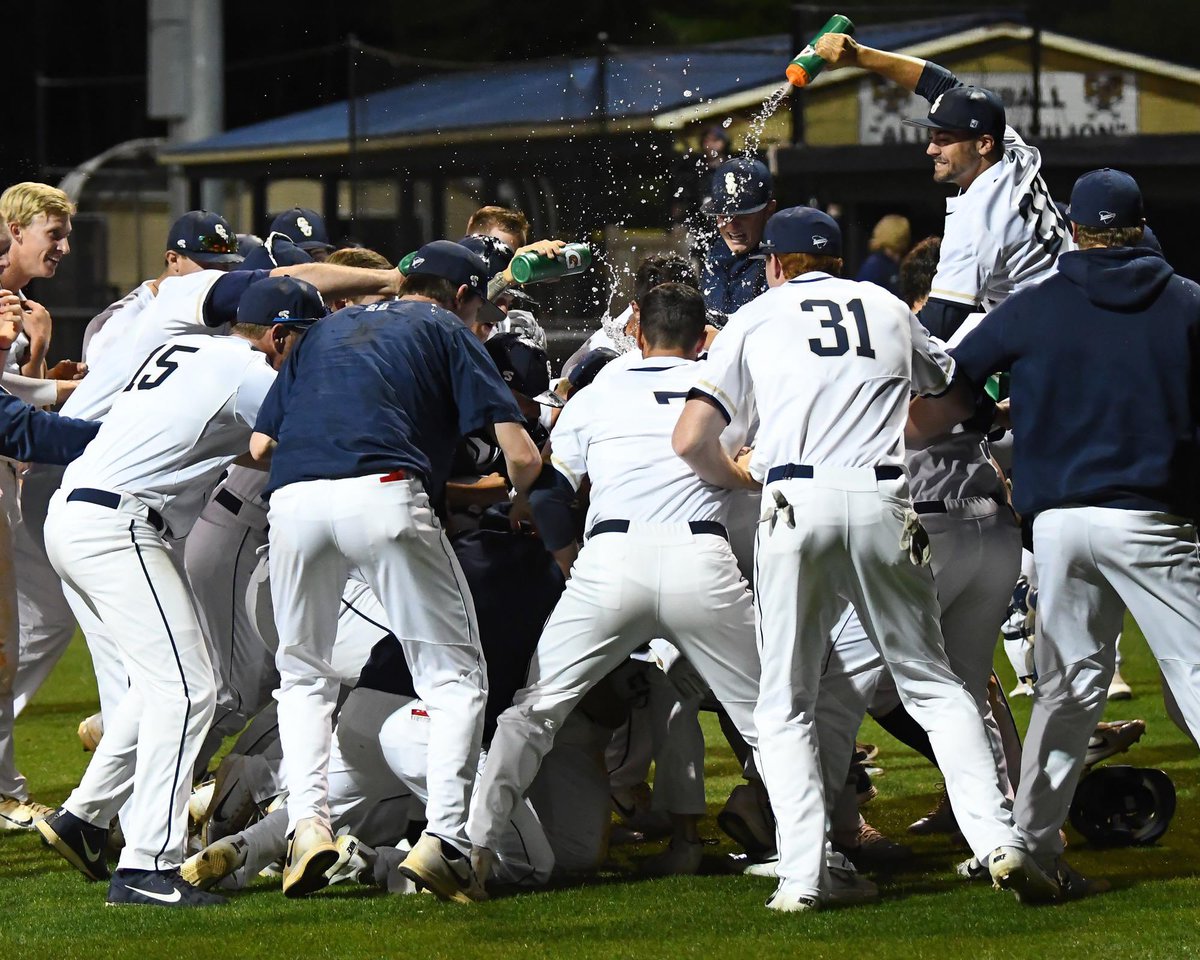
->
[2,620,1197,960]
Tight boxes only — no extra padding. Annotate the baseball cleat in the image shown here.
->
[36,807,110,881]
[955,856,988,882]
[181,836,248,890]
[1053,857,1112,901]
[853,764,877,806]
[907,783,959,836]
[718,783,776,861]
[325,834,374,886]
[765,882,820,913]
[188,779,216,835]
[1107,670,1133,701]
[833,820,913,867]
[987,846,1060,905]
[1085,719,1145,768]
[107,867,227,907]
[641,838,704,876]
[741,856,780,878]
[1009,679,1035,698]
[824,850,880,905]
[855,741,880,764]
[397,832,487,903]
[0,796,53,832]
[77,713,104,751]
[281,818,339,898]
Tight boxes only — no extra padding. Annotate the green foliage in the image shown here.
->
[1,621,1197,960]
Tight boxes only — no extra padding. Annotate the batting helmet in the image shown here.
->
[1069,765,1176,847]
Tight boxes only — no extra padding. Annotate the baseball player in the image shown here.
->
[248,240,542,902]
[914,168,1200,896]
[813,36,1069,340]
[0,274,99,830]
[267,207,335,261]
[15,211,408,724]
[673,207,1058,910]
[35,280,320,907]
[701,157,775,316]
[468,282,767,895]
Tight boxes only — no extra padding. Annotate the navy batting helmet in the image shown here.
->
[1069,766,1176,847]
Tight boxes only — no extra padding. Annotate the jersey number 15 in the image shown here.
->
[123,344,200,392]
[803,299,876,359]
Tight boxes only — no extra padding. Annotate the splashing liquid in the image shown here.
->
[742,82,791,159]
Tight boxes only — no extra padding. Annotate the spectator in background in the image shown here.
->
[856,214,912,298]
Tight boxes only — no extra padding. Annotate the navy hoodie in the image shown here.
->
[951,246,1200,520]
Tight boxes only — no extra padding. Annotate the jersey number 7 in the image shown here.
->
[123,344,200,392]
[804,299,876,359]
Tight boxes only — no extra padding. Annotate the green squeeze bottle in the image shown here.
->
[786,13,855,87]
[508,243,592,284]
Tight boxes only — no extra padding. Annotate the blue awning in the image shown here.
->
[164,13,1022,163]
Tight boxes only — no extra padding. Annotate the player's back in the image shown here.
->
[62,334,275,536]
[61,270,228,422]
[553,356,738,528]
[718,274,945,472]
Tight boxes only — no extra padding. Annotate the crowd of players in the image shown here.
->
[0,36,1198,912]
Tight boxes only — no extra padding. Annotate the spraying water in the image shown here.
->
[742,81,792,160]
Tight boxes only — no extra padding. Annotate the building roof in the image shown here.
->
[162,12,1022,165]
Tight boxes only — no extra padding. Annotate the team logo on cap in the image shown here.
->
[930,92,945,114]
[296,216,313,237]
[411,257,425,267]
[177,239,187,248]
[1099,210,1117,224]
[214,222,230,241]
[502,370,514,382]
[724,172,739,193]
[470,275,480,286]
[812,235,829,249]
[277,310,291,319]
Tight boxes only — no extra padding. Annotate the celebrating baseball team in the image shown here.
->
[0,31,1198,915]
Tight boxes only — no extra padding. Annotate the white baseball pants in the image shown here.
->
[1016,506,1200,860]
[0,462,24,799]
[12,462,77,716]
[267,474,486,854]
[469,523,761,853]
[754,473,1020,899]
[45,491,216,871]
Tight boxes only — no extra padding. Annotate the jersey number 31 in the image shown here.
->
[803,299,875,359]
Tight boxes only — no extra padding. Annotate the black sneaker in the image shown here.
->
[107,868,227,907]
[36,807,110,881]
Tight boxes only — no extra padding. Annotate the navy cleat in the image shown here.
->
[36,807,110,882]
[107,867,227,907]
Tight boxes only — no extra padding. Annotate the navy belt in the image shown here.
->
[765,463,904,485]
[588,519,728,541]
[67,488,165,533]
[913,501,947,515]
[214,488,243,516]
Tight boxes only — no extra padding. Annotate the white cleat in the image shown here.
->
[325,835,375,886]
[282,818,339,899]
[1107,670,1133,701]
[181,836,248,890]
[988,846,1060,905]
[397,832,487,903]
[765,881,819,913]
[0,796,53,832]
[77,713,104,752]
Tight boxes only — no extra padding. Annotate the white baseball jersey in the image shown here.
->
[60,334,275,537]
[931,128,1071,312]
[696,273,954,478]
[550,354,744,528]
[60,270,227,422]
[80,280,157,367]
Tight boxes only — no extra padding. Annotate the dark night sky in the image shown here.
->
[5,1,1200,185]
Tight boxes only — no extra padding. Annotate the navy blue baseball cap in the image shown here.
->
[458,234,515,281]
[904,85,1006,138]
[167,210,242,265]
[755,206,842,258]
[485,332,551,399]
[407,240,505,324]
[269,207,334,252]
[707,157,773,216]
[236,276,326,330]
[1067,168,1144,229]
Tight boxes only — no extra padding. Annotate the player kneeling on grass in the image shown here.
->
[249,241,542,903]
[36,277,323,908]
[467,281,766,895]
